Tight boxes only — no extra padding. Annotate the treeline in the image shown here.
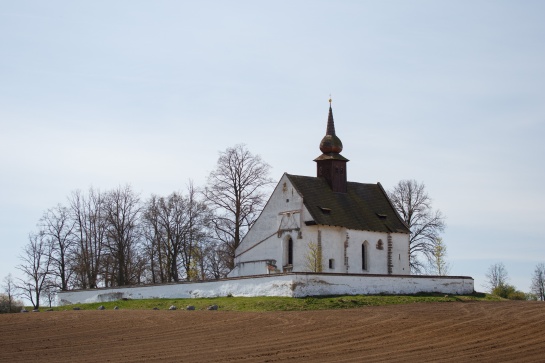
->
[13,144,273,308]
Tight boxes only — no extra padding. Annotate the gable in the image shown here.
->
[286,174,409,234]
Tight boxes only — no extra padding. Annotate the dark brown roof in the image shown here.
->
[286,174,410,234]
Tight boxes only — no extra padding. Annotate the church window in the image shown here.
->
[288,237,293,265]
[376,239,383,250]
[329,258,335,269]
[362,242,368,270]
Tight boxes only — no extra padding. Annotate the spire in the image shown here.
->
[319,101,343,154]
[314,99,349,193]
[326,104,336,136]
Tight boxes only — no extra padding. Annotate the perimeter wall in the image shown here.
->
[57,273,474,305]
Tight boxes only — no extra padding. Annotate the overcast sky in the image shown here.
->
[1,1,544,294]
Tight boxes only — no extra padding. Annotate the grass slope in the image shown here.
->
[43,293,500,312]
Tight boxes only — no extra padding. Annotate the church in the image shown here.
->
[58,102,474,304]
[228,103,411,278]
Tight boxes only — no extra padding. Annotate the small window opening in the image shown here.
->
[288,238,293,265]
[376,239,384,250]
[362,243,368,270]
[329,258,335,269]
[286,199,289,203]
[376,213,387,219]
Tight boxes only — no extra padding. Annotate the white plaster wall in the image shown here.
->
[345,229,388,274]
[390,232,410,274]
[232,260,276,276]
[230,173,411,278]
[291,274,474,297]
[57,274,474,305]
[230,174,304,277]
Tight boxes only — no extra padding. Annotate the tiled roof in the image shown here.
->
[286,174,410,234]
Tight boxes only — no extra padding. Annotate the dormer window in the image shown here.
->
[318,206,331,214]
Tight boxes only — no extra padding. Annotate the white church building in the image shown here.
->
[57,103,474,305]
[228,103,410,278]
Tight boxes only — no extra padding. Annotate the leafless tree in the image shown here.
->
[203,240,230,279]
[388,180,446,274]
[1,274,18,313]
[204,144,273,270]
[40,204,75,290]
[103,185,142,286]
[69,188,107,288]
[181,182,211,281]
[304,241,323,273]
[485,262,509,292]
[531,263,545,301]
[142,194,167,283]
[41,279,57,308]
[428,237,451,276]
[16,233,53,309]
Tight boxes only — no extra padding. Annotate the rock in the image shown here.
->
[97,305,105,310]
[152,307,159,310]
[73,307,81,310]
[207,304,218,311]
[114,306,119,310]
[186,305,195,311]
[21,309,29,313]
[32,309,40,312]
[168,305,177,310]
[46,308,54,312]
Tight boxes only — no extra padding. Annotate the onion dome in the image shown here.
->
[319,104,343,154]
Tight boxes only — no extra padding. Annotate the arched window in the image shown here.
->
[288,237,293,265]
[376,239,383,250]
[362,242,368,270]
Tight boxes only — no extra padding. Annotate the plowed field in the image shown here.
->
[1,301,544,362]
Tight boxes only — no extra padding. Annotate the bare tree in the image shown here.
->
[204,144,273,270]
[16,233,53,309]
[181,182,211,281]
[142,194,168,283]
[304,241,323,273]
[103,185,142,286]
[485,262,509,292]
[531,263,545,301]
[69,188,107,288]
[388,180,446,273]
[41,279,57,308]
[1,274,18,313]
[203,240,230,279]
[428,237,451,276]
[40,204,75,290]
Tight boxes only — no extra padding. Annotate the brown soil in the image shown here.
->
[1,301,544,362]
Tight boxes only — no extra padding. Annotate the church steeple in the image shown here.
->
[314,100,349,193]
[320,104,343,154]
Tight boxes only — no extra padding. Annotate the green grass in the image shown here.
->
[41,292,501,312]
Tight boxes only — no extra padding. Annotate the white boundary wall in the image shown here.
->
[57,273,474,305]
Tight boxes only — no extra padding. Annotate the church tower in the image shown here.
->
[314,100,349,193]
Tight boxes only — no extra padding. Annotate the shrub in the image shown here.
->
[491,284,526,300]
[0,293,24,313]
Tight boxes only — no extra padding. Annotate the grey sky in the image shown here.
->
[1,1,544,293]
